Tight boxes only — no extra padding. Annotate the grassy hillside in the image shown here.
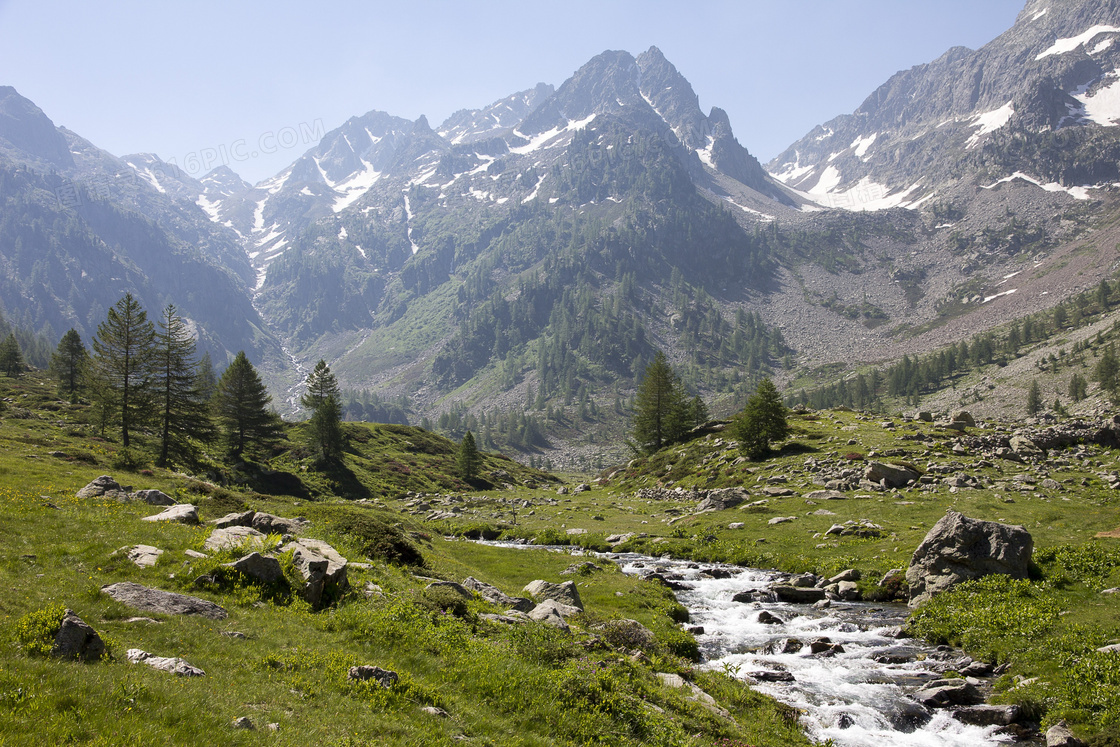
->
[0,374,807,747]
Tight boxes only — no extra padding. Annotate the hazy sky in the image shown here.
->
[0,1,1025,184]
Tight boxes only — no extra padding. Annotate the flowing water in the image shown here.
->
[613,554,1015,747]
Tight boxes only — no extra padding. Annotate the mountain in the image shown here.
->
[0,87,280,369]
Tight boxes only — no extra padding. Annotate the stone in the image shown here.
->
[102,582,227,620]
[131,489,176,506]
[869,646,921,665]
[224,552,284,584]
[204,526,267,552]
[910,679,982,708]
[605,532,636,544]
[804,490,847,501]
[184,549,208,559]
[421,706,451,717]
[232,717,254,730]
[836,581,861,601]
[748,670,795,682]
[1010,435,1043,457]
[770,585,826,603]
[1045,719,1087,747]
[127,648,205,676]
[828,569,861,584]
[251,512,308,535]
[757,610,783,625]
[124,545,163,568]
[696,487,748,512]
[916,411,933,422]
[522,579,582,610]
[768,516,797,525]
[864,461,920,488]
[141,504,198,524]
[527,599,574,630]
[790,573,817,588]
[76,475,124,499]
[281,539,348,607]
[211,511,255,528]
[51,609,106,661]
[348,665,398,687]
[906,511,1033,607]
[462,576,528,609]
[950,410,976,427]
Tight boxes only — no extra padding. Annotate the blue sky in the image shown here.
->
[0,0,1024,183]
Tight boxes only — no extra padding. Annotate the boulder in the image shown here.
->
[282,539,348,605]
[1046,719,1087,747]
[102,582,227,620]
[906,511,1033,607]
[232,717,254,730]
[523,579,583,611]
[348,665,398,687]
[462,577,532,611]
[223,552,284,585]
[804,490,847,501]
[757,610,783,625]
[1010,435,1043,457]
[768,516,797,525]
[864,461,920,488]
[696,487,747,512]
[211,511,255,529]
[76,475,126,499]
[204,526,267,553]
[141,504,198,525]
[126,545,163,568]
[953,704,1020,726]
[127,648,205,676]
[910,678,982,708]
[770,585,826,603]
[828,569,860,584]
[51,609,106,661]
[950,410,976,427]
[836,581,861,601]
[251,512,308,535]
[527,599,574,630]
[131,489,176,506]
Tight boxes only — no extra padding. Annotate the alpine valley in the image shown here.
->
[5,0,1120,468]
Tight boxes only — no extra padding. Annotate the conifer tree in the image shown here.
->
[0,332,25,377]
[457,430,482,480]
[631,351,688,453]
[50,329,87,395]
[688,395,710,428]
[153,305,215,467]
[91,294,155,447]
[1095,344,1120,402]
[1026,379,1042,416]
[1069,372,1088,402]
[214,351,282,458]
[734,377,789,460]
[196,351,219,402]
[300,359,344,462]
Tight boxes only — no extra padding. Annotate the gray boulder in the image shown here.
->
[51,609,106,661]
[141,504,198,525]
[771,585,826,603]
[348,665,398,687]
[1046,720,1087,747]
[910,678,982,708]
[527,599,575,630]
[102,582,227,620]
[1010,435,1043,457]
[281,539,348,608]
[523,579,583,611]
[131,489,176,506]
[953,704,1021,726]
[906,511,1033,607]
[950,410,976,427]
[462,576,532,611]
[127,648,205,676]
[864,461,920,488]
[77,475,129,500]
[696,487,747,512]
[125,545,163,568]
[204,526,267,552]
[251,512,308,535]
[223,552,284,584]
[211,511,256,529]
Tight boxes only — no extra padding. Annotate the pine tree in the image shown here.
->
[1026,379,1042,416]
[196,351,219,403]
[0,332,25,377]
[91,294,155,448]
[734,377,789,459]
[1069,372,1088,402]
[631,351,688,453]
[50,329,88,396]
[457,430,482,480]
[153,305,215,467]
[1095,344,1120,402]
[300,359,344,462]
[214,351,283,458]
[688,395,709,428]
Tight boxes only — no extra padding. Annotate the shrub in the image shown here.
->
[14,603,66,656]
[313,508,424,566]
[507,622,578,667]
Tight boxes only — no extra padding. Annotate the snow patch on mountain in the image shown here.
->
[1074,69,1120,125]
[808,165,843,195]
[1031,7,1048,21]
[966,101,1015,148]
[1036,25,1120,60]
[981,171,1091,200]
[196,194,221,221]
[510,114,596,155]
[851,133,877,160]
[696,136,715,168]
[332,160,381,213]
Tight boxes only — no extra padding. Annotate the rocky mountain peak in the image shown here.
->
[0,85,74,170]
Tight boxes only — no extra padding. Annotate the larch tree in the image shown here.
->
[301,359,344,462]
[631,351,688,453]
[457,430,482,481]
[153,305,215,467]
[214,351,283,458]
[50,329,88,396]
[0,332,25,377]
[91,294,155,448]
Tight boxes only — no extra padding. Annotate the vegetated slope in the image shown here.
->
[0,374,809,747]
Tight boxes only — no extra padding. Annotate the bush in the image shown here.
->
[14,603,66,656]
[313,508,424,566]
[507,622,578,667]
[419,585,470,618]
